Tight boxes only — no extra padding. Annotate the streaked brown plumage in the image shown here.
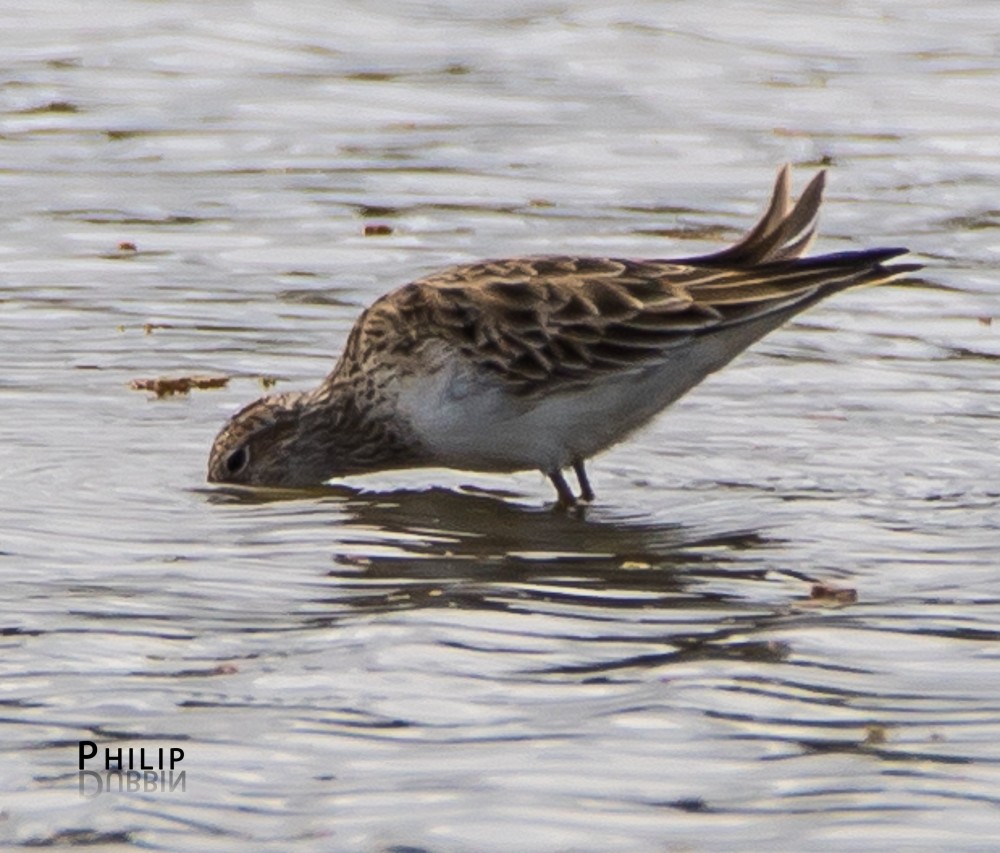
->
[207,165,920,505]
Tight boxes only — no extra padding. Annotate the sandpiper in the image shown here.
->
[208,165,919,506]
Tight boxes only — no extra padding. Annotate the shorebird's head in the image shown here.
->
[208,386,420,488]
[207,391,329,488]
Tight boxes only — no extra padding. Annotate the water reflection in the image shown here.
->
[206,483,773,586]
[203,484,796,668]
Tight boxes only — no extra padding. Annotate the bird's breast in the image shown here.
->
[388,339,724,474]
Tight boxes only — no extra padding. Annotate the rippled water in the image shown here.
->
[2,1,999,850]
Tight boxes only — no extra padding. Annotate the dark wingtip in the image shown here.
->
[867,247,911,263]
[781,246,915,270]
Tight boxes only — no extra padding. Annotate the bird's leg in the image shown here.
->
[548,469,577,509]
[572,459,595,503]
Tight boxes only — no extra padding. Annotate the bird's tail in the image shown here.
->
[688,164,825,266]
[684,164,920,285]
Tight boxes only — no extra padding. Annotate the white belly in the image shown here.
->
[393,334,742,474]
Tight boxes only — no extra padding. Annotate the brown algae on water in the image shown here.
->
[129,375,230,398]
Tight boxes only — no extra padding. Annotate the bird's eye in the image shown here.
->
[225,446,250,475]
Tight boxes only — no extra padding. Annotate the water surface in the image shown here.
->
[2,1,999,850]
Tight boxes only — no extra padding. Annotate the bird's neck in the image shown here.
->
[303,379,428,477]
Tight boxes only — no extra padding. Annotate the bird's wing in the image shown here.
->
[339,167,917,395]
[403,250,911,393]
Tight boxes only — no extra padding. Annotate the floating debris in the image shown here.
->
[863,724,888,745]
[130,375,230,398]
[102,240,151,260]
[19,100,79,114]
[363,223,393,236]
[808,582,858,605]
